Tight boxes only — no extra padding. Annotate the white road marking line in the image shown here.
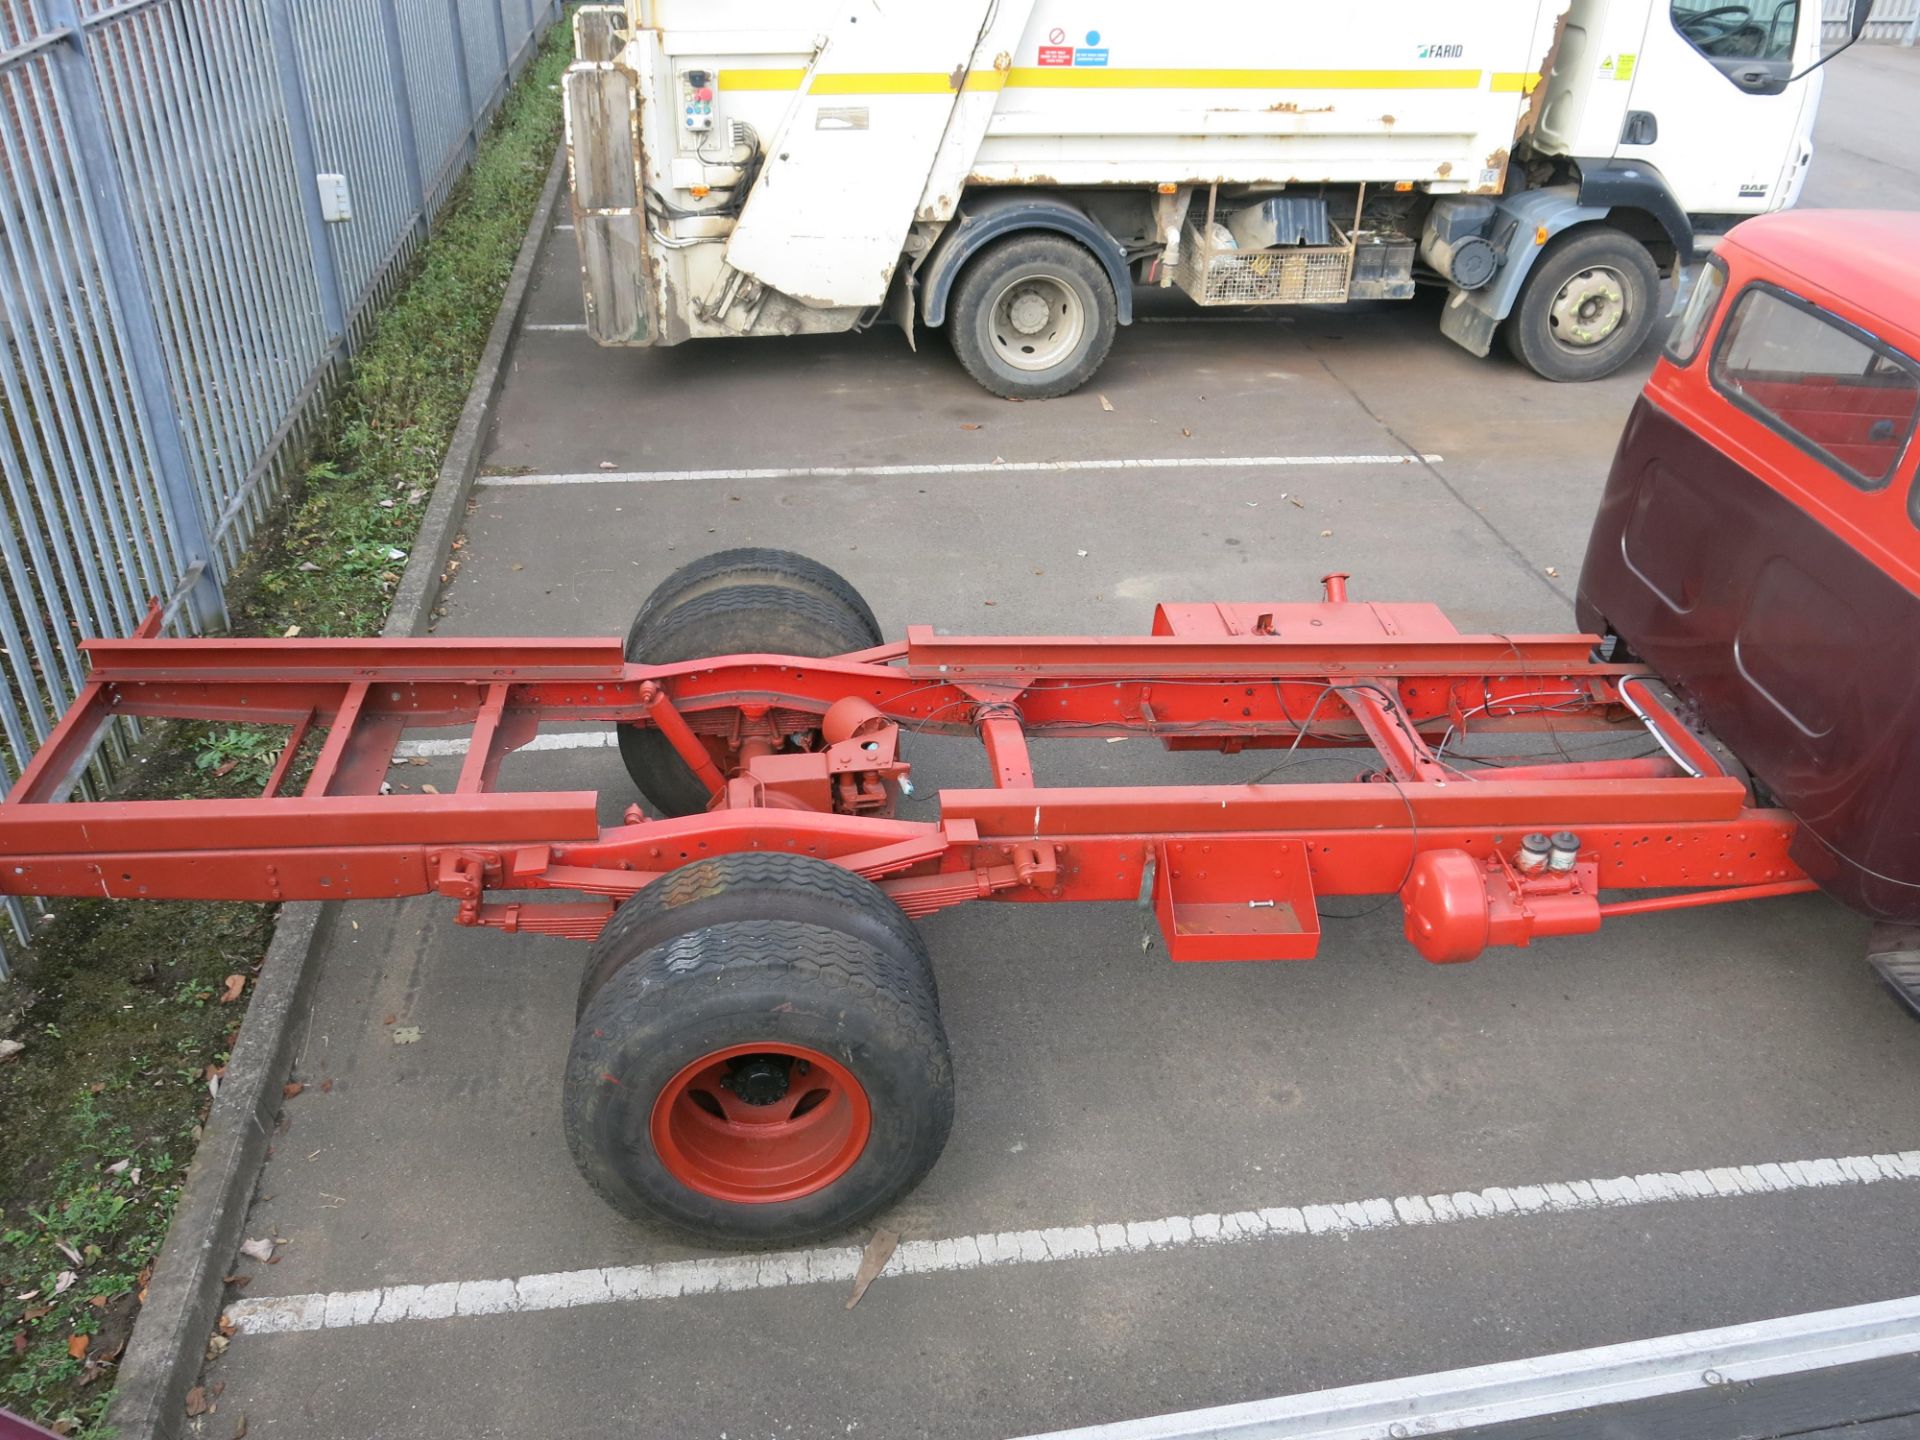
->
[395,731,611,759]
[521,322,588,332]
[1010,1292,1920,1440]
[227,1147,1920,1337]
[554,223,575,231]
[477,452,1444,488]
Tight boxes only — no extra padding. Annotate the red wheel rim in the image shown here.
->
[650,1043,871,1203]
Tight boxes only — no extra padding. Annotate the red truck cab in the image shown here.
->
[1577,210,1920,925]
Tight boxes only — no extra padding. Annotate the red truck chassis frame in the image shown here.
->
[0,578,1815,964]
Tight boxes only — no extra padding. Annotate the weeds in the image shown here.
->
[0,20,570,1433]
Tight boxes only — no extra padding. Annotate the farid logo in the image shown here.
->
[1418,42,1465,58]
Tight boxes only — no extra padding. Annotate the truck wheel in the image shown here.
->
[620,555,880,816]
[1503,229,1661,382]
[564,919,953,1246]
[628,547,882,655]
[576,852,935,1019]
[948,233,1117,400]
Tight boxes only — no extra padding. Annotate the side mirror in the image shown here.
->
[1849,0,1874,40]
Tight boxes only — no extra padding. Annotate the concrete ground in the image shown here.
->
[203,47,1920,1440]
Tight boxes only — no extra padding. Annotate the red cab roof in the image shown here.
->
[1719,210,1920,358]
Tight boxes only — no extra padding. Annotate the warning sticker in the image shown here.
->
[1074,28,1109,66]
[1038,44,1072,65]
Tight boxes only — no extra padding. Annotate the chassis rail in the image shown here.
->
[0,585,1814,962]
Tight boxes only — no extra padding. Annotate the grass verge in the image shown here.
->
[0,21,570,1434]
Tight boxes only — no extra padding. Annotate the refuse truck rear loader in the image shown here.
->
[561,0,1871,397]
[5,208,1918,1249]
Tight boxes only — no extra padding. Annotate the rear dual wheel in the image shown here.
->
[618,548,882,817]
[564,864,950,1245]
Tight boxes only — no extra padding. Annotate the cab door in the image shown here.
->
[1616,0,1821,214]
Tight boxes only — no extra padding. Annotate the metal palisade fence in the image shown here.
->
[1825,0,1920,40]
[0,0,563,971]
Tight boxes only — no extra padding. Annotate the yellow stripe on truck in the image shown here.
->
[717,67,1486,96]
[716,68,807,91]
[1004,66,1484,90]
[808,70,1009,95]
[1490,71,1541,93]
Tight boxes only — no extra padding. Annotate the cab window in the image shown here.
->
[1672,0,1801,86]
[1711,284,1920,490]
[1666,258,1727,365]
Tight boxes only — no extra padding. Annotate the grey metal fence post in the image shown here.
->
[1906,1,1919,45]
[488,0,512,92]
[39,0,227,630]
[375,0,429,231]
[263,0,349,349]
[443,0,481,159]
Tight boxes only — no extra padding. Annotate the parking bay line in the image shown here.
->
[476,451,1445,488]
[227,1148,1920,1337]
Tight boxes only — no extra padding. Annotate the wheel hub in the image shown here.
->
[988,271,1087,372]
[723,1054,793,1107]
[1007,289,1051,335]
[1548,267,1627,348]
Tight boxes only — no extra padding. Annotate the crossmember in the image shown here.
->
[0,581,1812,962]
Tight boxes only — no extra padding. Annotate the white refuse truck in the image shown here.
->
[562,0,1869,398]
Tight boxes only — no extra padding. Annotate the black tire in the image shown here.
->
[629,548,882,654]
[947,233,1118,400]
[1503,228,1662,382]
[576,852,935,1019]
[619,582,877,817]
[564,919,953,1246]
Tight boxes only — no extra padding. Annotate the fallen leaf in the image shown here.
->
[105,1160,129,1176]
[960,422,981,430]
[1075,549,1089,558]
[282,1082,305,1100]
[23,1305,50,1321]
[982,600,996,607]
[222,1274,251,1288]
[217,1314,237,1338]
[419,783,439,794]
[383,1013,396,1026]
[49,1422,75,1437]
[205,1332,230,1361]
[1320,530,1333,538]
[219,974,246,1004]
[11,1332,25,1356]
[1289,496,1305,508]
[68,1333,90,1359]
[378,498,395,509]
[53,1271,76,1296]
[1544,566,1560,578]
[1098,394,1114,412]
[283,625,301,638]
[185,1385,210,1416]
[54,1239,82,1267]
[232,1414,249,1439]
[320,1078,334,1093]
[1181,427,1192,437]
[0,1038,23,1062]
[88,1296,108,1311]
[845,1227,899,1309]
[212,759,237,778]
[598,460,615,470]
[510,563,524,571]
[238,1237,275,1263]
[296,561,321,573]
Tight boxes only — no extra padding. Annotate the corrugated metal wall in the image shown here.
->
[0,0,562,970]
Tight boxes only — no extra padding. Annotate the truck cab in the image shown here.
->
[1576,209,1920,924]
